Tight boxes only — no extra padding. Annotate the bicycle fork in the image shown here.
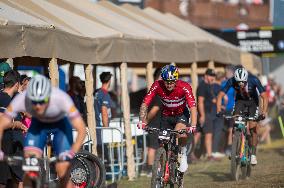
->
[163,161,170,183]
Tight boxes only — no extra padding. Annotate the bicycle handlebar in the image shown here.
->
[222,114,259,121]
[144,127,191,135]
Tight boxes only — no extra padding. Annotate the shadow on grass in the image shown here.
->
[197,172,232,182]
[273,148,284,157]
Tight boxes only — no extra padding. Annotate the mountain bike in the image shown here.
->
[4,155,58,188]
[146,127,192,188]
[223,114,259,181]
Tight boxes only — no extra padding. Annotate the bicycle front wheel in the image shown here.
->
[231,130,242,181]
[151,147,167,188]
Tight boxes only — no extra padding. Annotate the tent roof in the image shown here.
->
[1,0,155,64]
[0,0,101,63]
[140,6,242,64]
[46,0,199,63]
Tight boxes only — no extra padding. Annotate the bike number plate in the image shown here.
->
[22,158,40,172]
[158,130,170,140]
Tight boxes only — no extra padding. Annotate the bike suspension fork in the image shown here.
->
[240,132,245,159]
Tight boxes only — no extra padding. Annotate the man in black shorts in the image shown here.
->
[195,69,217,161]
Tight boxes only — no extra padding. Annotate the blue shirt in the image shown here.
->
[221,80,235,111]
[94,88,113,127]
[222,74,265,105]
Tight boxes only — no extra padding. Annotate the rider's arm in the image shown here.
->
[147,105,160,123]
[139,81,159,123]
[217,79,232,113]
[254,77,268,115]
[260,92,268,115]
[183,83,197,126]
[217,91,226,113]
[70,116,86,153]
[61,91,86,152]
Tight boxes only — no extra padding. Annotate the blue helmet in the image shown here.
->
[161,65,179,81]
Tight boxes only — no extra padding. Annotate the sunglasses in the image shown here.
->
[237,81,247,86]
[31,99,48,105]
[164,81,176,85]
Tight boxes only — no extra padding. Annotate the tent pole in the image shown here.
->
[191,62,198,97]
[84,64,97,156]
[69,63,75,79]
[93,65,97,90]
[120,62,136,180]
[48,58,59,87]
[208,60,215,69]
[146,62,154,91]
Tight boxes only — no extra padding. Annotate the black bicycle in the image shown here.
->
[146,127,192,188]
[223,114,259,181]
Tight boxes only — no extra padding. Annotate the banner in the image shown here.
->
[207,28,284,56]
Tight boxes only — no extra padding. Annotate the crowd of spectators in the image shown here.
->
[1,57,284,183]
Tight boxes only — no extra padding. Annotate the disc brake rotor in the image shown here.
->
[70,167,87,185]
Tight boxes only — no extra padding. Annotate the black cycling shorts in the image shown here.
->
[160,111,190,130]
[233,100,259,118]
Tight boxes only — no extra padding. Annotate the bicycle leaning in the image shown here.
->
[223,114,260,181]
[145,127,193,188]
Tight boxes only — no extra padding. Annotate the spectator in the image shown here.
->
[68,76,86,122]
[222,65,236,156]
[0,59,12,91]
[211,72,226,158]
[19,75,31,93]
[194,68,217,161]
[18,75,32,128]
[141,68,162,177]
[94,72,113,155]
[0,70,24,188]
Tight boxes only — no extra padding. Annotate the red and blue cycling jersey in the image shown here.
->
[143,80,196,116]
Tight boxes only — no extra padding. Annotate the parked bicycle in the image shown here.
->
[223,114,259,181]
[146,127,193,188]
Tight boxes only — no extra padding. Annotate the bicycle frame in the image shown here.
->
[233,119,250,165]
[147,127,187,187]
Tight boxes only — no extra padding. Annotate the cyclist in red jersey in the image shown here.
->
[138,64,197,173]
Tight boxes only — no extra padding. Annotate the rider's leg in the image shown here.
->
[175,123,189,172]
[249,122,258,154]
[53,118,74,187]
[55,162,72,188]
[249,121,258,165]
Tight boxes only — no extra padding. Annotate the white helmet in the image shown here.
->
[234,68,248,82]
[27,75,51,102]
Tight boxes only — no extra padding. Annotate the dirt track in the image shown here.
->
[117,139,284,188]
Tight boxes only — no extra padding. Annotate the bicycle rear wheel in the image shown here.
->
[231,130,242,181]
[73,150,106,188]
[151,147,166,188]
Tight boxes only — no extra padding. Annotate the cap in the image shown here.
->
[205,68,216,76]
[100,72,112,83]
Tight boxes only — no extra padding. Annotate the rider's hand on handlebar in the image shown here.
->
[59,150,75,161]
[187,125,197,134]
[0,150,4,161]
[137,121,147,129]
[258,114,266,121]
